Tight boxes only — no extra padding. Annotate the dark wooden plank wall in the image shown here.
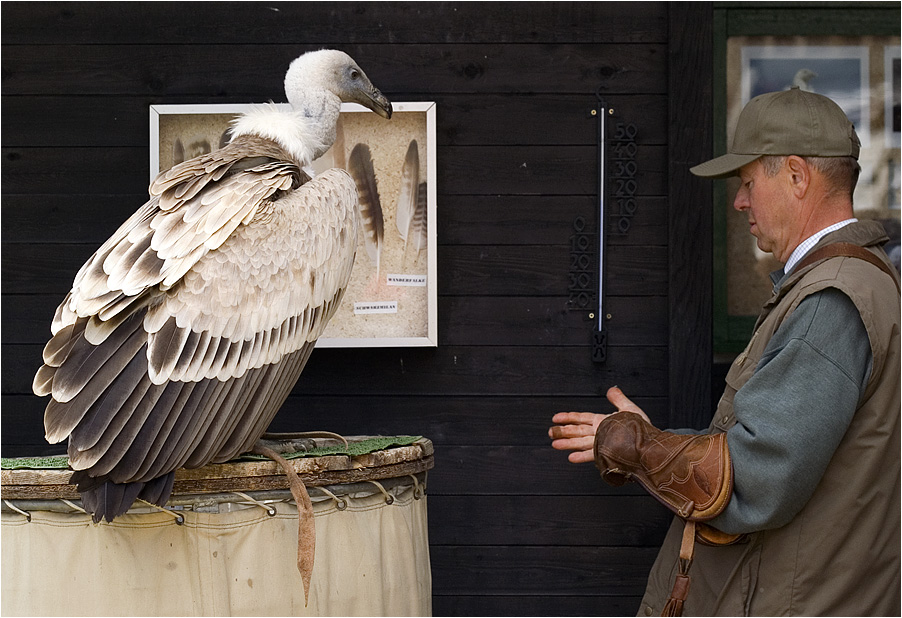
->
[2,2,703,615]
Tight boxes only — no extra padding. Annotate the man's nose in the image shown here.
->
[733,188,749,211]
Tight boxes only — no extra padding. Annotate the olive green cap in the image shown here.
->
[690,87,861,179]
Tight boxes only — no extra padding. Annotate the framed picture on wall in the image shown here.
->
[740,45,870,145]
[150,102,438,348]
[713,33,902,353]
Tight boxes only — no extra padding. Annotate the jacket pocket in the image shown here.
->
[712,349,757,433]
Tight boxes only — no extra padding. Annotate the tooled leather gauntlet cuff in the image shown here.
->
[596,413,739,616]
[593,412,733,521]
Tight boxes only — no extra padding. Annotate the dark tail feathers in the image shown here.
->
[71,472,175,523]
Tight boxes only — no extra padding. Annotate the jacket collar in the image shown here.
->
[770,220,889,294]
[757,220,889,329]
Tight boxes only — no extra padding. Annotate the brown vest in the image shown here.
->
[639,221,901,616]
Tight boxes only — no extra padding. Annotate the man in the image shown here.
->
[549,87,900,616]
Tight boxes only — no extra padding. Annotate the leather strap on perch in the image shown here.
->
[251,443,315,606]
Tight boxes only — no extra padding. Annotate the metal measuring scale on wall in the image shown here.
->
[568,92,638,363]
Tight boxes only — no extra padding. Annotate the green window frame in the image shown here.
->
[712,2,901,354]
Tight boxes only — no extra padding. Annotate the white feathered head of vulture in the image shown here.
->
[231,49,392,165]
[286,49,392,119]
[32,49,391,525]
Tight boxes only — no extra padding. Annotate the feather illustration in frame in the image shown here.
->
[411,180,428,260]
[348,143,384,276]
[172,136,213,165]
[395,140,420,253]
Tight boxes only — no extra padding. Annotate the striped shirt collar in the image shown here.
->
[784,218,858,275]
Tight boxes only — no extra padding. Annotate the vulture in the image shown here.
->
[32,49,393,524]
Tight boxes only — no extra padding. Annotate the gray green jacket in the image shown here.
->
[638,220,901,616]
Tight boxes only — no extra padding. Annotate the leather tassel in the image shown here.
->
[661,574,690,616]
[252,443,315,606]
[661,520,697,616]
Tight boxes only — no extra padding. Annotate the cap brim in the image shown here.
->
[689,153,762,179]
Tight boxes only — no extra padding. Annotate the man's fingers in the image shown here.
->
[548,424,596,440]
[550,436,594,452]
[551,411,599,426]
[568,450,596,464]
[550,389,647,466]
[606,386,641,413]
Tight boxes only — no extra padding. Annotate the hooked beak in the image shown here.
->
[359,86,392,119]
[353,76,392,118]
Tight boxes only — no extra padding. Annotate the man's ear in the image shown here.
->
[784,155,811,199]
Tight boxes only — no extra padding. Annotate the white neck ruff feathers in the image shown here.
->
[230,104,327,165]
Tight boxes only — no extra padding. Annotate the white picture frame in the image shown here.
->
[149,102,438,348]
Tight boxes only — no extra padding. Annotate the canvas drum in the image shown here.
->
[1,436,433,617]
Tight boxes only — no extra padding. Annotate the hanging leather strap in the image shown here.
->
[661,521,697,616]
[795,242,900,293]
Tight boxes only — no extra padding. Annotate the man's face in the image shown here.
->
[733,160,795,262]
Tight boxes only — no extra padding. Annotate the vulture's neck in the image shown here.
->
[230,92,340,165]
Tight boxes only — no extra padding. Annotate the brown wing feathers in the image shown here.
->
[58,314,312,485]
[34,134,357,522]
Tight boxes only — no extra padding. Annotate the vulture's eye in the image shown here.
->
[350,69,360,80]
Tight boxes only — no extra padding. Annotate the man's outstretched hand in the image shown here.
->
[548,387,651,463]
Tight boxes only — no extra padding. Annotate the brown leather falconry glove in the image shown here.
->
[594,412,741,616]
[594,412,733,521]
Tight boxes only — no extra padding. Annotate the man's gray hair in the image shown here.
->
[760,155,860,200]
